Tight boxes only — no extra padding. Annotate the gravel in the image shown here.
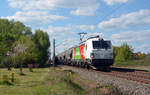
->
[60,65,150,95]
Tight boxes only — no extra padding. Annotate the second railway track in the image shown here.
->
[101,71,150,84]
[61,65,150,85]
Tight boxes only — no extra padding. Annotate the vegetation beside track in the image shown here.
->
[0,68,85,95]
[0,18,50,70]
[114,56,150,67]
[114,43,150,67]
[0,67,117,95]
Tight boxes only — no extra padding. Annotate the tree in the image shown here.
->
[0,18,50,70]
[32,29,50,66]
[113,46,120,60]
[2,56,12,70]
[12,36,40,73]
[114,43,134,62]
[0,18,32,68]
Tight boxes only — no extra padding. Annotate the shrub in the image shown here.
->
[114,43,134,64]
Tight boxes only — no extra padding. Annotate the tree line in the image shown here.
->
[113,43,147,66]
[0,18,50,71]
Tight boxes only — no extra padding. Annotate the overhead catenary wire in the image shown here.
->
[98,3,127,23]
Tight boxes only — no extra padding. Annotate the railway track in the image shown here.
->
[62,65,150,85]
[101,71,150,84]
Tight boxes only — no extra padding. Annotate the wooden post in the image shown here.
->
[2,75,8,82]
[20,63,23,73]
[53,39,55,67]
[11,73,14,82]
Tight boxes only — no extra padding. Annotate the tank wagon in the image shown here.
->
[57,36,114,70]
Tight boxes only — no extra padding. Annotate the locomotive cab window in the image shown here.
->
[92,41,111,49]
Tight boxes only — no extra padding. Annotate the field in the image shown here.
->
[114,56,150,67]
[0,67,116,95]
[0,67,86,95]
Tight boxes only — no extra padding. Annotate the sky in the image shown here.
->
[0,0,150,54]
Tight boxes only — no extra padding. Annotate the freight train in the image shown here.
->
[57,36,114,70]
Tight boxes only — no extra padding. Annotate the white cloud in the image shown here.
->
[98,9,150,30]
[70,6,98,16]
[49,26,72,32]
[8,0,99,16]
[4,11,67,26]
[111,29,150,53]
[104,0,131,5]
[111,29,150,45]
[76,25,96,31]
[8,0,27,9]
[6,0,99,27]
[46,26,79,44]
[111,29,150,43]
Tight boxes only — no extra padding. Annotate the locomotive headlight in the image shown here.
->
[90,53,94,58]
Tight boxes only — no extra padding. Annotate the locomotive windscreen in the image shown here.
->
[92,41,111,49]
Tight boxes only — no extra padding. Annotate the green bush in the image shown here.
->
[114,43,134,66]
[114,43,133,62]
[113,43,150,66]
[0,63,6,68]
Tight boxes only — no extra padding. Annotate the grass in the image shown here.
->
[0,67,118,95]
[0,67,86,95]
[114,56,150,67]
